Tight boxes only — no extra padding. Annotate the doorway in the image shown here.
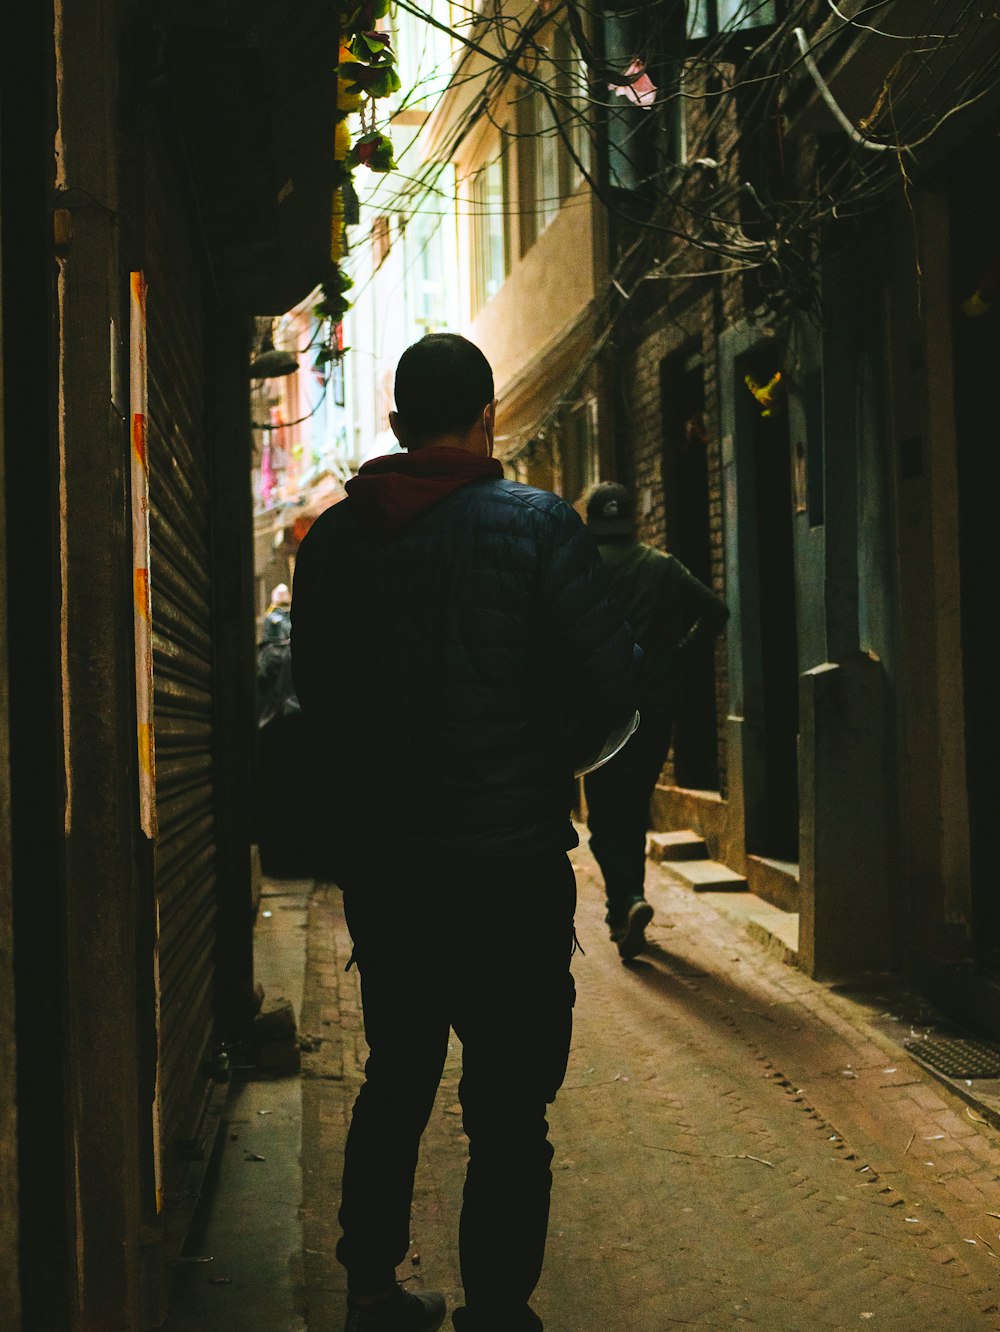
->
[948,144,992,968]
[660,354,720,789]
[741,345,799,861]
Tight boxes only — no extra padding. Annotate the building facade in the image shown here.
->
[1,1,339,1325]
[620,2,997,1018]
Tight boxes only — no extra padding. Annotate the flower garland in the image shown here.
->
[315,0,399,338]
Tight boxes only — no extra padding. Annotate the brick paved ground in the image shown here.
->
[299,839,1000,1330]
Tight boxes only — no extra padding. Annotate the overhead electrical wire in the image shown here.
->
[343,0,1000,344]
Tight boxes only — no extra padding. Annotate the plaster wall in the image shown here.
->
[468,185,596,408]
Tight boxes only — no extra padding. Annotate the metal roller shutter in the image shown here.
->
[145,134,219,1158]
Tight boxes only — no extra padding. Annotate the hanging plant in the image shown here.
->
[315,267,354,323]
[346,130,397,173]
[318,0,400,336]
[353,0,392,27]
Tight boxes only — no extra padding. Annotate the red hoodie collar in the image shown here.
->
[345,447,503,539]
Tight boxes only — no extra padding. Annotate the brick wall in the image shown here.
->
[621,285,730,798]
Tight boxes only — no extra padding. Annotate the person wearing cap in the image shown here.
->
[583,481,729,959]
[291,334,638,1332]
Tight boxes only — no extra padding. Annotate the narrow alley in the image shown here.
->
[171,841,1000,1331]
[4,7,1000,1327]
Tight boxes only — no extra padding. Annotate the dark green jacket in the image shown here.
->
[597,540,729,713]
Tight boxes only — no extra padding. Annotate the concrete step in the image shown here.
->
[662,858,748,891]
[647,870,799,963]
[646,830,708,863]
[697,891,799,963]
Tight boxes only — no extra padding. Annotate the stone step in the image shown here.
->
[647,871,798,962]
[662,858,748,892]
[697,891,799,963]
[646,830,708,863]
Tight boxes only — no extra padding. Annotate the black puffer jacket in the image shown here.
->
[291,448,638,865]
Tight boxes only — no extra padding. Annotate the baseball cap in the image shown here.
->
[585,482,634,538]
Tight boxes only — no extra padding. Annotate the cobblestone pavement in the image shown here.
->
[299,839,1000,1331]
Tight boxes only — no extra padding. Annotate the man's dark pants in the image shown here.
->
[584,711,672,926]
[337,851,577,1332]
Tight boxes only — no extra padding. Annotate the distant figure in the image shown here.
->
[584,481,729,960]
[259,581,292,649]
[256,583,297,729]
[291,334,638,1332]
[255,583,306,876]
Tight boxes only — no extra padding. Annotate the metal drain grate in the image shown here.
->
[904,1035,1000,1079]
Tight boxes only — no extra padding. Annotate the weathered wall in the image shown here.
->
[1,1,62,1323]
[0,153,22,1331]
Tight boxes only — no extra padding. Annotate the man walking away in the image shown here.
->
[291,335,638,1332]
[583,481,729,960]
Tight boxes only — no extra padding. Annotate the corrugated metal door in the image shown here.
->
[145,131,219,1160]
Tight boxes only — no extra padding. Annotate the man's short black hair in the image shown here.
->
[394,334,494,444]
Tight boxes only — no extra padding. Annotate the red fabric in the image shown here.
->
[345,447,503,538]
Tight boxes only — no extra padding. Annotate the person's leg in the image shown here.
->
[584,742,646,927]
[585,716,673,952]
[448,853,577,1332]
[337,876,451,1301]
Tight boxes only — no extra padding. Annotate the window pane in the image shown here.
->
[536,93,561,230]
[688,1,776,36]
[570,53,591,183]
[608,103,650,192]
[686,0,709,39]
[472,155,506,311]
[716,1,777,31]
[408,211,447,333]
[604,9,655,192]
[603,12,636,66]
[559,400,598,502]
[553,25,590,191]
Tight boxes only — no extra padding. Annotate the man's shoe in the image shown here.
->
[611,897,653,960]
[345,1288,446,1332]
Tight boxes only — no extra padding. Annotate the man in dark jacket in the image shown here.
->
[291,334,637,1332]
[583,481,729,960]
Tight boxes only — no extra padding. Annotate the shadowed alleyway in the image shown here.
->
[171,839,1000,1330]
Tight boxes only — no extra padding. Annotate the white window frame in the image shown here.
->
[470,150,509,314]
